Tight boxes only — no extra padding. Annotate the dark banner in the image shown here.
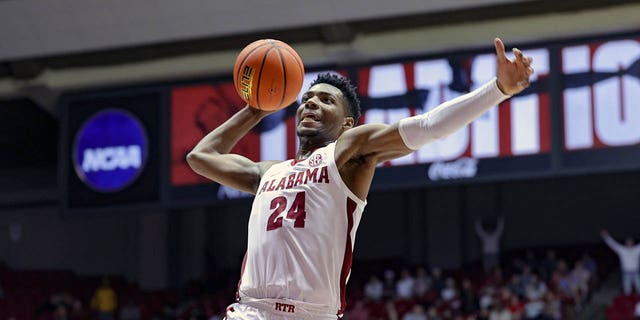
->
[169,48,554,200]
[560,37,640,151]
[61,90,162,209]
[61,31,640,209]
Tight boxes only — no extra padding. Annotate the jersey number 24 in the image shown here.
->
[266,191,307,231]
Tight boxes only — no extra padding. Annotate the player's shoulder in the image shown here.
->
[339,123,390,143]
[334,123,392,167]
[258,160,285,177]
[335,123,391,156]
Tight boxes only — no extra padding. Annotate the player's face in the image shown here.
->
[296,83,352,141]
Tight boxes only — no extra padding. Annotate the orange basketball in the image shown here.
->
[233,39,305,111]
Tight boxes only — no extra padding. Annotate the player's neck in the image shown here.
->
[296,137,333,160]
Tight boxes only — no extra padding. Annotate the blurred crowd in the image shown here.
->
[0,244,621,320]
[344,249,600,320]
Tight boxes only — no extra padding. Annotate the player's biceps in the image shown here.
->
[214,155,261,179]
[189,153,258,182]
[207,159,261,193]
[377,149,413,162]
[366,124,410,153]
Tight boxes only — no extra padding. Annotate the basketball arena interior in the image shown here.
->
[1,1,639,319]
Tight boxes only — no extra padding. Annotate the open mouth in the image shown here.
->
[300,112,320,123]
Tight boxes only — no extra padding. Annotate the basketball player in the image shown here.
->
[187,38,534,319]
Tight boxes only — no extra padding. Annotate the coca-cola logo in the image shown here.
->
[428,157,478,181]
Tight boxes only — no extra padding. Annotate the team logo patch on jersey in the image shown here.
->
[308,154,323,167]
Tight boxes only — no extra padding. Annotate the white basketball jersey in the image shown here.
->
[238,142,366,316]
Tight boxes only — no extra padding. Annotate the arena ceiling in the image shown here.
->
[0,0,635,77]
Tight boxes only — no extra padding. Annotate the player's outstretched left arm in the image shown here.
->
[335,37,534,168]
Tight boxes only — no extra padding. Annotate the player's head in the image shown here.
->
[310,73,361,124]
[296,73,361,141]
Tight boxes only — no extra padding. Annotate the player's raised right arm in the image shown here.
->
[186,105,275,194]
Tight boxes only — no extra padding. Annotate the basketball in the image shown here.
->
[233,39,305,111]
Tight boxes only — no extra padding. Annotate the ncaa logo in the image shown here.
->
[73,109,148,192]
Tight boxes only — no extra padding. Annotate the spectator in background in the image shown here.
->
[507,294,524,320]
[383,269,397,300]
[385,300,399,320]
[364,275,384,301]
[475,217,504,272]
[152,304,177,320]
[568,260,591,308]
[601,229,640,295]
[555,262,576,304]
[431,267,445,293]
[441,278,458,302]
[550,260,568,294]
[542,291,561,320]
[540,250,557,283]
[345,300,369,320]
[427,306,443,320]
[90,277,117,320]
[119,300,142,320]
[402,304,428,320]
[524,273,547,302]
[581,252,597,277]
[459,278,478,315]
[38,291,84,319]
[522,250,539,276]
[53,304,69,320]
[518,265,532,291]
[507,274,525,299]
[396,269,416,299]
[440,308,453,320]
[479,286,495,310]
[485,267,505,289]
[489,301,513,320]
[523,297,545,320]
[523,273,547,320]
[477,307,490,320]
[414,267,432,297]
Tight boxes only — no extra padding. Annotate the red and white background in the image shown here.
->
[168,33,640,202]
[562,39,640,150]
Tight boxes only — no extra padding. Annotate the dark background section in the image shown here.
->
[61,90,162,209]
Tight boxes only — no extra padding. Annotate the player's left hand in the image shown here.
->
[494,37,534,96]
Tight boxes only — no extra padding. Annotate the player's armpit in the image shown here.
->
[186,152,267,194]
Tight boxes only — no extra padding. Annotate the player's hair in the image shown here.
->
[310,73,361,124]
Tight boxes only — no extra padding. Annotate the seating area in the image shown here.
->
[0,263,228,320]
[606,293,640,320]
[0,244,627,320]
[343,244,618,320]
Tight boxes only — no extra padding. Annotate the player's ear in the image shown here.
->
[342,116,355,129]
